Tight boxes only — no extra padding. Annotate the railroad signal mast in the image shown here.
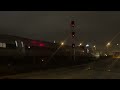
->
[71,20,75,61]
[71,20,75,48]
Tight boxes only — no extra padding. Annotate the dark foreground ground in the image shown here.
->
[0,56,96,76]
[0,56,117,79]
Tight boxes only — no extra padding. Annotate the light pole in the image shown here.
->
[93,45,96,50]
[106,42,111,49]
[106,42,111,55]
[79,43,82,46]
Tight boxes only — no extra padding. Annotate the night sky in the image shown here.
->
[0,11,120,50]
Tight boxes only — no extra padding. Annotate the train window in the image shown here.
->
[0,42,6,48]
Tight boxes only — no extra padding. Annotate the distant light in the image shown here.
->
[93,45,96,48]
[61,42,64,46]
[105,54,107,56]
[39,43,45,47]
[79,43,82,46]
[54,40,56,43]
[42,59,44,62]
[117,44,119,46]
[86,44,89,47]
[108,42,110,45]
[80,43,82,45]
[106,42,111,46]
[28,46,30,48]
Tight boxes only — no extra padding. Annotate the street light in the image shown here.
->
[86,44,89,47]
[106,42,111,55]
[106,42,111,49]
[106,42,111,46]
[61,42,64,46]
[79,43,82,46]
[80,43,82,46]
[93,45,96,50]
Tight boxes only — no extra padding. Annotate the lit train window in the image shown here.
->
[0,42,6,48]
[2,43,6,48]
